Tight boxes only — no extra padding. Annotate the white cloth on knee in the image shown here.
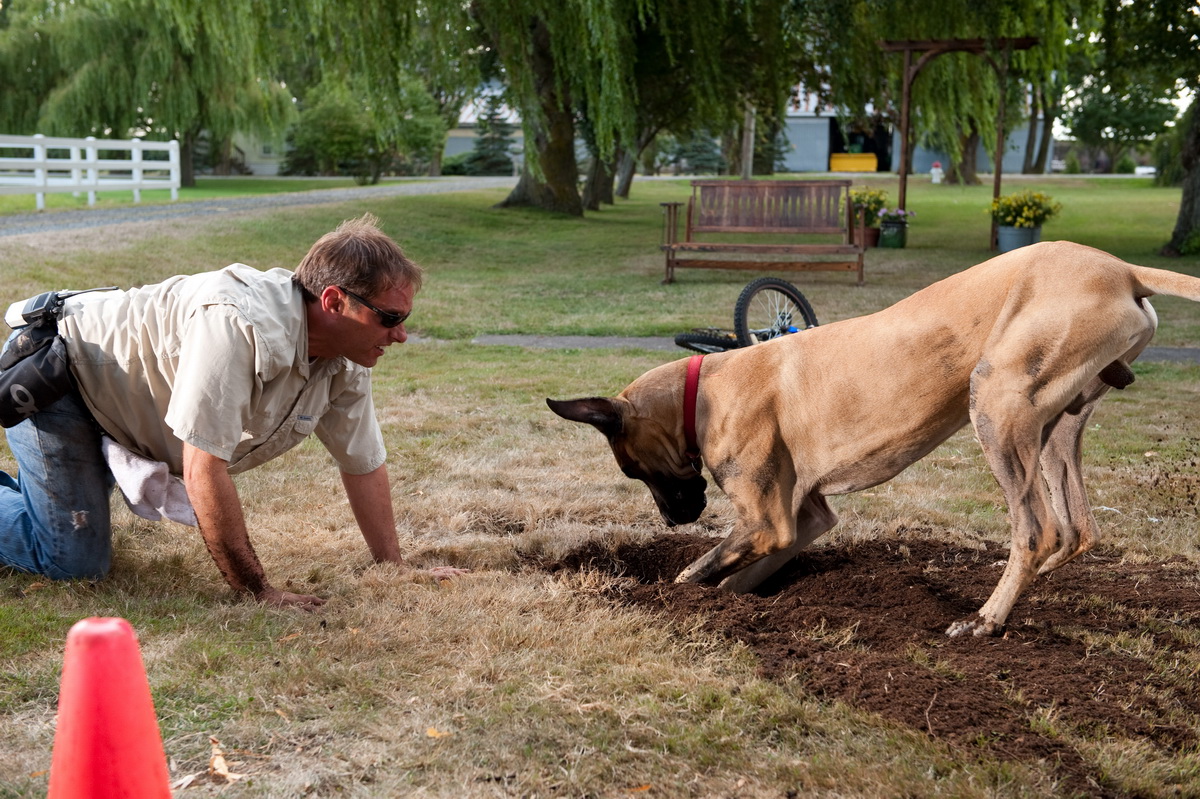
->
[101,436,197,526]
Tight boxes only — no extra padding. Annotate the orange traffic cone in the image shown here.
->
[48,617,171,798]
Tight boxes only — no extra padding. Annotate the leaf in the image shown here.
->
[425,727,453,738]
[209,736,245,783]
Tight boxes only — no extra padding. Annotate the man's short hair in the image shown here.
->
[293,213,423,301]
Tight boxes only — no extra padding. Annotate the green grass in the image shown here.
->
[0,174,1198,797]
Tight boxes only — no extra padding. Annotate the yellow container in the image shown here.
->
[829,153,878,172]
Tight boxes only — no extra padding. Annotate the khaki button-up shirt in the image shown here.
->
[58,264,386,477]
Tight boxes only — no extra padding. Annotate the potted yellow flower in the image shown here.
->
[848,187,888,247]
[989,190,1062,252]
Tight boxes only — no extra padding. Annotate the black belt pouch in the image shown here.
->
[0,320,75,428]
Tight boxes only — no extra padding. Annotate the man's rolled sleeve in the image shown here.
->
[315,367,386,475]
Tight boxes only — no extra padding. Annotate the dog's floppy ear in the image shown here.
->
[546,397,624,438]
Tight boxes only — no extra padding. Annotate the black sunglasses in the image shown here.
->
[338,286,409,328]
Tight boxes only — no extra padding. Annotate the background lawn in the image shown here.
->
[0,174,1198,797]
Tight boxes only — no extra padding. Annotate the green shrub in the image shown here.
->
[440,153,470,176]
[1115,154,1137,174]
[281,82,384,183]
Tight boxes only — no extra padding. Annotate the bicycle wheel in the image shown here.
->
[733,277,818,347]
[674,329,740,354]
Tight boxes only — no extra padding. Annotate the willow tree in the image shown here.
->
[285,0,811,214]
[818,0,1083,183]
[611,0,814,199]
[0,0,293,186]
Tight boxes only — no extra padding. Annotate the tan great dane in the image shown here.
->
[549,242,1200,636]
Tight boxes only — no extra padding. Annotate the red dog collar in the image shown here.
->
[683,353,704,470]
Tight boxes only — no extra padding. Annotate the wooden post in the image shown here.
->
[880,38,1037,238]
[989,49,1011,251]
[897,49,913,210]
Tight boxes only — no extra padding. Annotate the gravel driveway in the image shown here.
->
[0,176,517,238]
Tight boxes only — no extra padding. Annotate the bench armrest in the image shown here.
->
[661,201,684,246]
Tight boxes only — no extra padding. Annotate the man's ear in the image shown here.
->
[546,397,624,438]
[318,285,344,314]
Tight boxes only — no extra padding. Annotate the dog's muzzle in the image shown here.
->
[649,474,708,526]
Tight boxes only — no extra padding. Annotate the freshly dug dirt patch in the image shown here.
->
[544,533,1200,796]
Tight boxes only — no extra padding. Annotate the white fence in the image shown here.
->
[0,134,180,210]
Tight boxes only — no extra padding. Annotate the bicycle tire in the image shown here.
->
[674,330,740,354]
[733,277,819,347]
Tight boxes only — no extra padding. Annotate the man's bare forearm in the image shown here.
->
[183,443,268,596]
[341,464,404,563]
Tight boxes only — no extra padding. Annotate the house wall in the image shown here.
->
[776,114,1051,174]
[780,117,833,172]
[231,133,285,176]
[899,123,1051,174]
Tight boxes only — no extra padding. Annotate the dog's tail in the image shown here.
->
[1129,264,1200,303]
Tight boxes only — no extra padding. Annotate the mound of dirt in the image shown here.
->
[543,533,1200,796]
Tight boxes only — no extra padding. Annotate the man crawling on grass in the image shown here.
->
[0,213,465,608]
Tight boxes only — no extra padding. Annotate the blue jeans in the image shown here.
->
[0,390,115,579]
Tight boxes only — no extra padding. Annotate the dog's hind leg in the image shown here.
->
[947,364,1072,637]
[1039,330,1156,574]
[1036,376,1111,574]
[719,492,838,593]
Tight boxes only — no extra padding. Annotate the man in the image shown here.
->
[0,213,462,608]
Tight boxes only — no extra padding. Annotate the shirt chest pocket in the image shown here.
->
[230,396,331,472]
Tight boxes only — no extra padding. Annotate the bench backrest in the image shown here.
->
[687,179,851,235]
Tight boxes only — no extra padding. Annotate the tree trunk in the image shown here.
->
[740,104,756,180]
[1022,85,1040,174]
[946,129,981,185]
[1162,101,1200,256]
[597,160,614,205]
[615,128,661,199]
[1102,143,1121,173]
[582,155,615,210]
[615,148,637,199]
[494,16,582,216]
[1033,85,1056,174]
[180,132,197,188]
[722,125,741,176]
[429,140,445,177]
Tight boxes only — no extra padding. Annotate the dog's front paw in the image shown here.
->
[945,615,1004,638]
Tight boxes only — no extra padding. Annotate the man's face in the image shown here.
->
[338,282,415,368]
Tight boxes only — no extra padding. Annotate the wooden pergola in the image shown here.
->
[880,37,1038,248]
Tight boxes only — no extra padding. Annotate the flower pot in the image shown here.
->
[879,221,907,248]
[855,225,881,248]
[997,225,1041,253]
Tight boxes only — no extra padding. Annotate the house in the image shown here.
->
[780,86,1053,174]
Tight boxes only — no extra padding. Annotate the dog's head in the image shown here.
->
[546,394,707,526]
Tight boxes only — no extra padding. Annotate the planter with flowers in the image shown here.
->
[848,187,888,248]
[989,190,1062,253]
[877,207,914,248]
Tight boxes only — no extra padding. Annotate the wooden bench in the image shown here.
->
[660,179,865,286]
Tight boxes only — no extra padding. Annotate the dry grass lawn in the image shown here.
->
[1,179,1199,797]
